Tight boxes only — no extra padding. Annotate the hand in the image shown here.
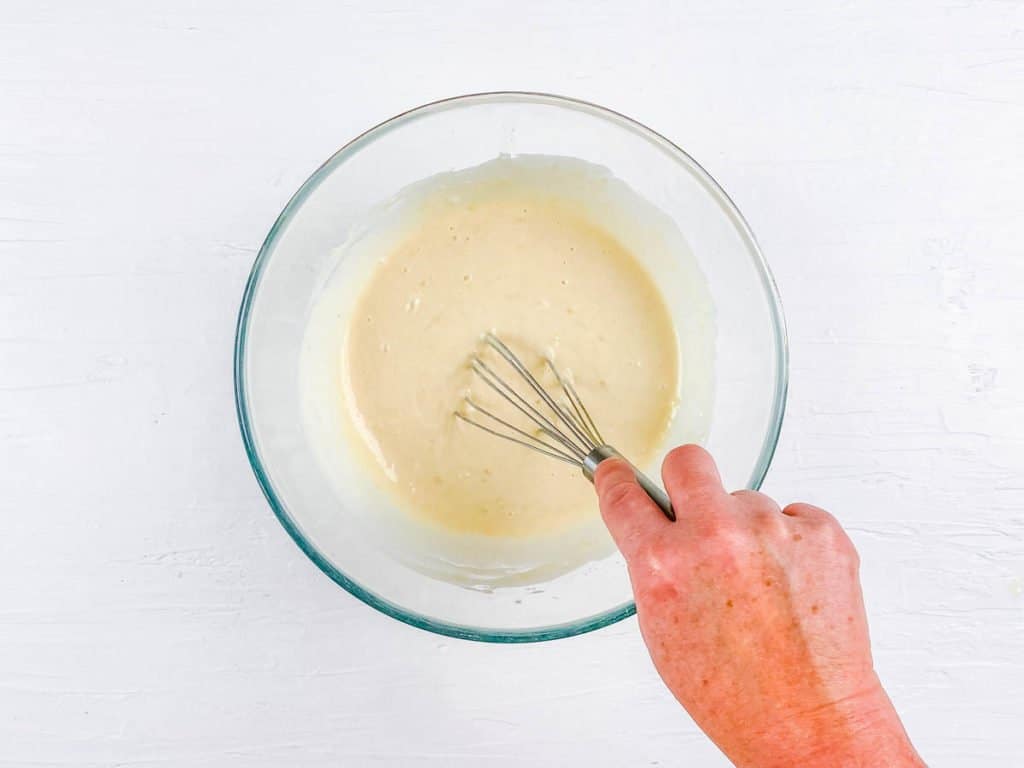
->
[595,445,925,768]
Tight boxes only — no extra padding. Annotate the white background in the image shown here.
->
[3,2,1023,765]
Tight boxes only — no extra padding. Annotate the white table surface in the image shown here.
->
[3,2,1023,765]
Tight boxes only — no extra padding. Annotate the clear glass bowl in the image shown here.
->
[234,92,787,642]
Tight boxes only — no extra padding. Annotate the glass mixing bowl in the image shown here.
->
[234,92,787,642]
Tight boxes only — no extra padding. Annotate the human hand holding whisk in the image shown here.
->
[596,448,924,768]
[460,334,925,768]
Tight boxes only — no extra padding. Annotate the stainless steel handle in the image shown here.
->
[582,445,676,522]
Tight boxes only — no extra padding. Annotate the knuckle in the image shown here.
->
[817,515,847,542]
[732,489,771,506]
[732,491,785,535]
[645,533,682,563]
[634,574,679,605]
[632,537,683,602]
[799,514,860,565]
[603,480,644,511]
[750,506,787,535]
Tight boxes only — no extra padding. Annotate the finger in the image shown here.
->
[595,458,666,560]
[731,489,782,515]
[781,502,835,523]
[661,445,729,522]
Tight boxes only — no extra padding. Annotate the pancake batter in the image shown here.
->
[301,155,713,583]
[343,181,678,538]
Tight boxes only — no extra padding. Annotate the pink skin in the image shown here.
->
[595,445,925,768]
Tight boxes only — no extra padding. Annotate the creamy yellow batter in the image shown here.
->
[339,170,679,539]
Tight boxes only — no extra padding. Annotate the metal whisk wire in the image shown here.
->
[457,333,597,466]
[454,332,676,521]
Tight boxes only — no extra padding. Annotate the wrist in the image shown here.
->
[800,707,923,767]
[735,684,924,768]
[780,686,924,768]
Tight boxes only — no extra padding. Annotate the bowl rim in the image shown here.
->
[234,90,789,643]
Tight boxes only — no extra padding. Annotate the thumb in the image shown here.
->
[595,458,666,560]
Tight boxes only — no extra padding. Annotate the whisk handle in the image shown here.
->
[582,445,676,522]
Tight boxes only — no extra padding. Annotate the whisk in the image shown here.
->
[455,332,675,521]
